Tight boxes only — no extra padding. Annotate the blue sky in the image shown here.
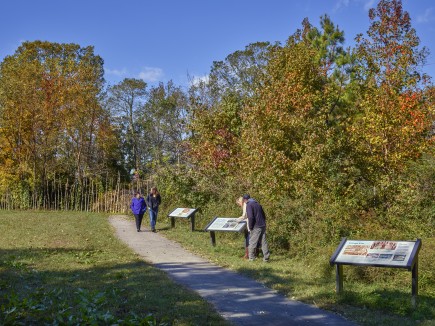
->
[1,0,435,88]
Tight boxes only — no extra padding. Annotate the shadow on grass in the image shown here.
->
[0,247,229,325]
[307,288,435,326]
[233,261,434,325]
[335,288,435,322]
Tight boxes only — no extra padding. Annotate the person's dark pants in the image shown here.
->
[244,230,250,247]
[134,213,144,231]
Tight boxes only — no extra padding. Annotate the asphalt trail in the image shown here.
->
[109,215,356,326]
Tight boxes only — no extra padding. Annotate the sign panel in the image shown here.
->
[331,239,420,269]
[168,207,197,219]
[205,217,247,233]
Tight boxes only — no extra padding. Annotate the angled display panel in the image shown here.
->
[205,217,247,233]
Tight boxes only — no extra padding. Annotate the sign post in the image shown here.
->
[204,217,247,247]
[210,231,216,246]
[412,259,418,307]
[330,238,422,307]
[168,208,198,231]
[335,264,343,294]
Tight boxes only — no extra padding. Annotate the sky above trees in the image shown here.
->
[1,0,435,87]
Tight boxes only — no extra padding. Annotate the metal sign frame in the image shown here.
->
[204,217,247,246]
[330,237,421,307]
[168,207,198,231]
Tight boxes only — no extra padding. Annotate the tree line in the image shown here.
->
[0,0,433,250]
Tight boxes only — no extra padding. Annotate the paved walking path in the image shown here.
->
[109,215,356,326]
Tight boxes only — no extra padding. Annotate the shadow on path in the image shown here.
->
[110,215,357,326]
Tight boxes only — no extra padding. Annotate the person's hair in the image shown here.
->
[150,187,159,195]
[236,197,243,205]
[242,194,250,200]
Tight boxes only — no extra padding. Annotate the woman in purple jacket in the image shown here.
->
[130,192,147,232]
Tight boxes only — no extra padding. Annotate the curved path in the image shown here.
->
[109,215,356,326]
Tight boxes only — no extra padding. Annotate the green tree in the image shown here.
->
[208,41,279,98]
[141,81,187,173]
[106,78,148,174]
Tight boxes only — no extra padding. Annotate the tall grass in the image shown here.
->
[0,176,150,213]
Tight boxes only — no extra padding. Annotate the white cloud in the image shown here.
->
[189,74,209,86]
[333,0,375,12]
[363,0,375,11]
[105,68,128,77]
[138,67,164,82]
[334,0,350,12]
[417,8,435,23]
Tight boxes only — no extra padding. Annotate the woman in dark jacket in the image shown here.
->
[130,192,147,232]
[146,187,161,232]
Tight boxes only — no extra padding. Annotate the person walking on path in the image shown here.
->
[130,192,147,232]
[146,187,161,232]
[244,194,270,262]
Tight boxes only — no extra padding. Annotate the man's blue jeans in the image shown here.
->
[149,208,158,231]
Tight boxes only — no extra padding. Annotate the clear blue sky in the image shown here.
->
[1,0,434,88]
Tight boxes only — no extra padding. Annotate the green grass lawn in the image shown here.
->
[0,211,229,325]
[1,210,434,326]
[159,214,435,326]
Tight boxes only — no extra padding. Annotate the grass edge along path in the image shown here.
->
[157,214,435,326]
[110,215,359,326]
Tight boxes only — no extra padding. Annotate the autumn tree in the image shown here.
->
[187,42,277,188]
[350,0,434,203]
[0,41,117,205]
[239,16,351,199]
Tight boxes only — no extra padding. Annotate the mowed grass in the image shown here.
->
[1,210,434,326]
[160,216,435,326]
[0,211,229,325]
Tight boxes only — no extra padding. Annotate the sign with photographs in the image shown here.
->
[168,207,197,219]
[205,217,247,233]
[330,238,421,306]
[331,238,421,269]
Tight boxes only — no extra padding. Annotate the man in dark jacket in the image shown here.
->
[244,194,270,262]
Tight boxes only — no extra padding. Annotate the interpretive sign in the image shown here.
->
[205,217,246,232]
[168,207,198,231]
[330,238,421,306]
[168,207,197,219]
[204,217,247,246]
[332,239,419,268]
